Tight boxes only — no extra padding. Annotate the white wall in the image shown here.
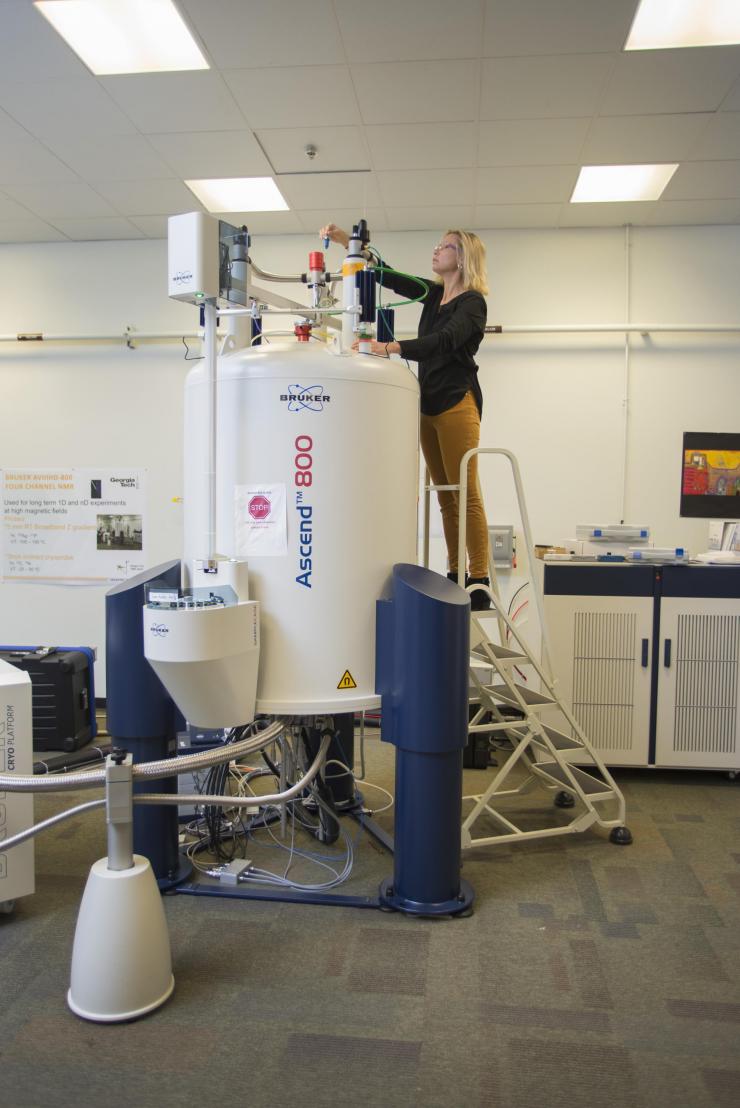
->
[1,225,739,692]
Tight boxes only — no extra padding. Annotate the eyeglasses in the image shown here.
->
[433,242,458,253]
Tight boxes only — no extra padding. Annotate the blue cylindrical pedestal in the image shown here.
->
[376,564,474,915]
[106,561,190,888]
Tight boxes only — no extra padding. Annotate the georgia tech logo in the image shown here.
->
[150,623,169,638]
[280,384,331,412]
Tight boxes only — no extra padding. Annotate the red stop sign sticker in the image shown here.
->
[248,495,271,520]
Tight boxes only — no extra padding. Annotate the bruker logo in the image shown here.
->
[248,495,271,520]
[280,384,331,412]
[150,623,169,638]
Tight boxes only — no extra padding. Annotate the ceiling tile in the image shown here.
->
[688,113,740,161]
[182,0,345,68]
[385,206,475,232]
[0,181,117,219]
[102,73,247,133]
[276,172,379,210]
[42,135,174,182]
[295,208,389,234]
[129,216,169,239]
[722,78,740,111]
[335,0,482,61]
[559,201,659,227]
[483,0,637,56]
[478,118,591,166]
[0,1,89,82]
[0,190,36,220]
[225,67,361,128]
[366,123,476,171]
[600,47,740,116]
[218,211,304,234]
[649,199,740,225]
[0,134,79,184]
[148,131,272,178]
[477,165,578,205]
[93,179,203,216]
[0,217,67,243]
[480,54,614,119]
[663,161,740,201]
[474,203,563,227]
[47,218,147,241]
[378,168,475,207]
[0,79,137,139]
[257,127,370,173]
[353,61,479,125]
[582,113,714,164]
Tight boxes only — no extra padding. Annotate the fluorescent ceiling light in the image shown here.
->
[186,178,290,213]
[625,0,740,50]
[571,164,678,203]
[34,0,209,74]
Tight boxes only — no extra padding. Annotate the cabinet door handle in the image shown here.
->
[664,639,672,668]
[641,638,649,667]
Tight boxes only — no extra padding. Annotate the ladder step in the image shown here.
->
[510,724,585,751]
[487,684,555,709]
[531,761,614,798]
[471,643,528,664]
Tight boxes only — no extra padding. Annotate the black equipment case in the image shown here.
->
[0,646,97,752]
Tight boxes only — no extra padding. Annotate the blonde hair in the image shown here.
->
[438,230,489,296]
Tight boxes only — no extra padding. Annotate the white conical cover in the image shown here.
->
[68,855,174,1022]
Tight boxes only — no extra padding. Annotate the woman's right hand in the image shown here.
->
[319,223,350,249]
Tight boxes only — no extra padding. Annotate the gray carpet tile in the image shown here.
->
[1,740,739,1108]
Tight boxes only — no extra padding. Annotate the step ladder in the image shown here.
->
[422,447,632,850]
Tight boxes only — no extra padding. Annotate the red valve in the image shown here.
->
[294,323,312,342]
[309,251,325,272]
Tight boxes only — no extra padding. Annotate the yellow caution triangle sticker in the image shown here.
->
[337,669,357,690]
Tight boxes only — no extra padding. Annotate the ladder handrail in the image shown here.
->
[455,447,554,682]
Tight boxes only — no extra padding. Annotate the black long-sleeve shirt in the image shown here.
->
[375,262,487,417]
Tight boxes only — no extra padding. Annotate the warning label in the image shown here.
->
[337,670,357,690]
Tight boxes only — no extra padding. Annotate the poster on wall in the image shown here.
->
[1,468,146,585]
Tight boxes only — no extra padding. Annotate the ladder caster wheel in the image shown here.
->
[554,790,575,809]
[609,826,633,846]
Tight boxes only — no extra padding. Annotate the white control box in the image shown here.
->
[0,659,34,910]
[168,211,220,303]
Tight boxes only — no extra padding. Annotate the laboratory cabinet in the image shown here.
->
[543,563,740,770]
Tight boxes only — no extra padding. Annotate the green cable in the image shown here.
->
[372,265,429,308]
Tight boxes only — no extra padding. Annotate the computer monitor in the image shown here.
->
[680,431,740,519]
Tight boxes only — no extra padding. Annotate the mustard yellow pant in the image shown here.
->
[420,390,489,578]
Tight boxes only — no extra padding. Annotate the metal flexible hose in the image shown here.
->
[0,720,285,793]
[0,799,106,853]
[135,734,330,809]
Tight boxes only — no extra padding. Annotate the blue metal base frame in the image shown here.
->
[172,877,381,910]
[156,854,193,891]
[378,877,474,917]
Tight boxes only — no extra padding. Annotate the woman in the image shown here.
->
[320,224,491,610]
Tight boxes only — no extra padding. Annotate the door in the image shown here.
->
[544,593,654,766]
[655,597,740,770]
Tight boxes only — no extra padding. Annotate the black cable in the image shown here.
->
[182,336,204,361]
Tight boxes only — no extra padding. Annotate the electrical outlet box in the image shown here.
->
[489,525,515,568]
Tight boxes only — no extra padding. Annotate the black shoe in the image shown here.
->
[447,571,468,585]
[468,577,491,611]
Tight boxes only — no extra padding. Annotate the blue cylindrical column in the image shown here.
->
[106,560,190,888]
[376,564,473,915]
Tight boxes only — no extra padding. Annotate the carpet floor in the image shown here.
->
[1,731,739,1108]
